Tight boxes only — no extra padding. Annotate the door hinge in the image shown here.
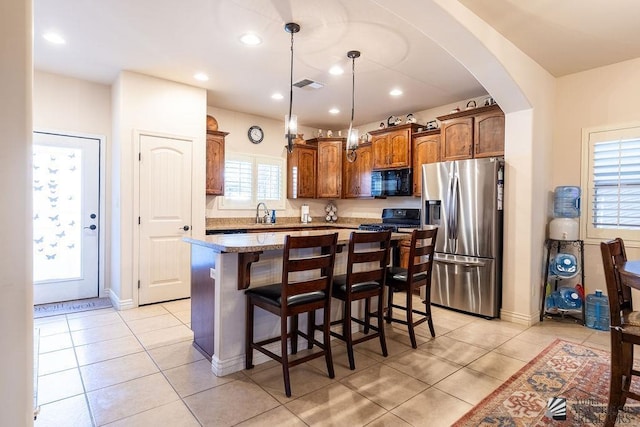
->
[138,280,140,289]
[139,152,141,161]
[138,217,141,225]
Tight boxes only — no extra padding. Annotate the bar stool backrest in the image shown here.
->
[406,228,438,285]
[345,230,392,291]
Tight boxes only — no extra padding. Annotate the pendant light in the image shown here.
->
[284,22,300,153]
[346,50,361,163]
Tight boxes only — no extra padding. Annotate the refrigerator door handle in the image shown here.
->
[451,173,459,240]
[434,255,486,268]
[446,170,456,241]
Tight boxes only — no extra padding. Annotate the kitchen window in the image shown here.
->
[581,123,640,244]
[219,153,285,210]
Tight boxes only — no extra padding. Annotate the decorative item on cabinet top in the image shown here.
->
[206,115,218,131]
[387,115,403,127]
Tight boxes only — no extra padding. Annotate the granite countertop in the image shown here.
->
[184,228,409,253]
[205,221,359,232]
[205,216,371,232]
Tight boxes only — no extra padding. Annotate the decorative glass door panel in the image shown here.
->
[33,132,100,304]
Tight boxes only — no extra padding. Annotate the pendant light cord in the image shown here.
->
[346,50,360,162]
[287,28,295,152]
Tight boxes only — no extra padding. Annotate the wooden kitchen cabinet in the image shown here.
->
[412,130,441,197]
[287,142,317,199]
[474,109,505,158]
[342,142,372,198]
[440,116,473,161]
[369,123,420,170]
[438,105,504,161]
[206,130,228,195]
[308,137,344,199]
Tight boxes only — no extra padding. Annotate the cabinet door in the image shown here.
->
[474,111,505,158]
[342,144,372,198]
[342,149,358,198]
[206,132,225,195]
[287,145,316,199]
[357,144,372,197]
[316,140,342,198]
[412,133,440,197]
[388,128,411,168]
[441,117,473,161]
[371,134,390,169]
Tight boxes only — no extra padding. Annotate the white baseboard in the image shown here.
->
[500,308,540,326]
[108,289,135,311]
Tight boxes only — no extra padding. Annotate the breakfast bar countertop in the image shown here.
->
[185,228,410,253]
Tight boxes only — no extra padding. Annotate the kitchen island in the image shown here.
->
[184,228,409,376]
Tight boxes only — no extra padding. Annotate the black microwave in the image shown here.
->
[371,168,412,197]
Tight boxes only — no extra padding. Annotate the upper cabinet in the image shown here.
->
[474,109,505,158]
[369,123,421,170]
[412,130,441,197]
[287,142,317,199]
[437,105,504,161]
[342,142,372,198]
[206,130,228,195]
[308,137,344,199]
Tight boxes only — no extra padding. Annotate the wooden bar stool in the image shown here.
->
[601,238,640,426]
[330,230,392,370]
[385,228,438,349]
[245,232,338,397]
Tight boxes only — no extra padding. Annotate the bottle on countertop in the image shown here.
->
[271,209,276,224]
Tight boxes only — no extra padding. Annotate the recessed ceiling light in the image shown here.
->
[329,108,340,114]
[240,33,262,46]
[329,65,344,76]
[390,89,403,96]
[43,32,66,45]
[194,73,209,82]
[271,93,284,100]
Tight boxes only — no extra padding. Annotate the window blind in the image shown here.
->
[257,163,281,201]
[224,159,252,200]
[591,138,640,229]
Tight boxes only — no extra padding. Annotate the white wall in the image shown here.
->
[33,71,112,294]
[111,71,206,308]
[0,0,33,424]
[554,57,640,297]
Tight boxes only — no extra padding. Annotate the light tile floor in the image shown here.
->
[33,297,609,426]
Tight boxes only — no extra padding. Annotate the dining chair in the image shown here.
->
[385,227,438,348]
[600,237,640,426]
[245,232,338,397]
[330,230,392,370]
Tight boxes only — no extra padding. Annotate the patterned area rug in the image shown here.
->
[33,297,112,318]
[453,339,640,426]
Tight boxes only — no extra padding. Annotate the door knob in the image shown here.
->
[181,225,190,231]
[84,224,97,230]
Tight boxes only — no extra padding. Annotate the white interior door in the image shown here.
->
[139,133,192,304]
[33,132,100,304]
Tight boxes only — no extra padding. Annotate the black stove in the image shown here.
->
[358,208,421,232]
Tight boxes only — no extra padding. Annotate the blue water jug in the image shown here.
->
[554,186,581,218]
[585,290,609,331]
[557,287,582,310]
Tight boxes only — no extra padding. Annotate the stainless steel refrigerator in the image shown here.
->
[421,157,504,318]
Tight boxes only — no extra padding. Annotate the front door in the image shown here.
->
[33,132,100,304]
[138,133,192,304]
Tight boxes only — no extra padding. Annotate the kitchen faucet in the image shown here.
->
[256,202,270,224]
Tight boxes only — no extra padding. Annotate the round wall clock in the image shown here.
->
[248,125,264,144]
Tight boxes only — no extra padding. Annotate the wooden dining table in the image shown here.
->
[620,260,640,289]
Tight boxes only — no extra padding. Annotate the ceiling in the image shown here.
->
[33,0,640,130]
